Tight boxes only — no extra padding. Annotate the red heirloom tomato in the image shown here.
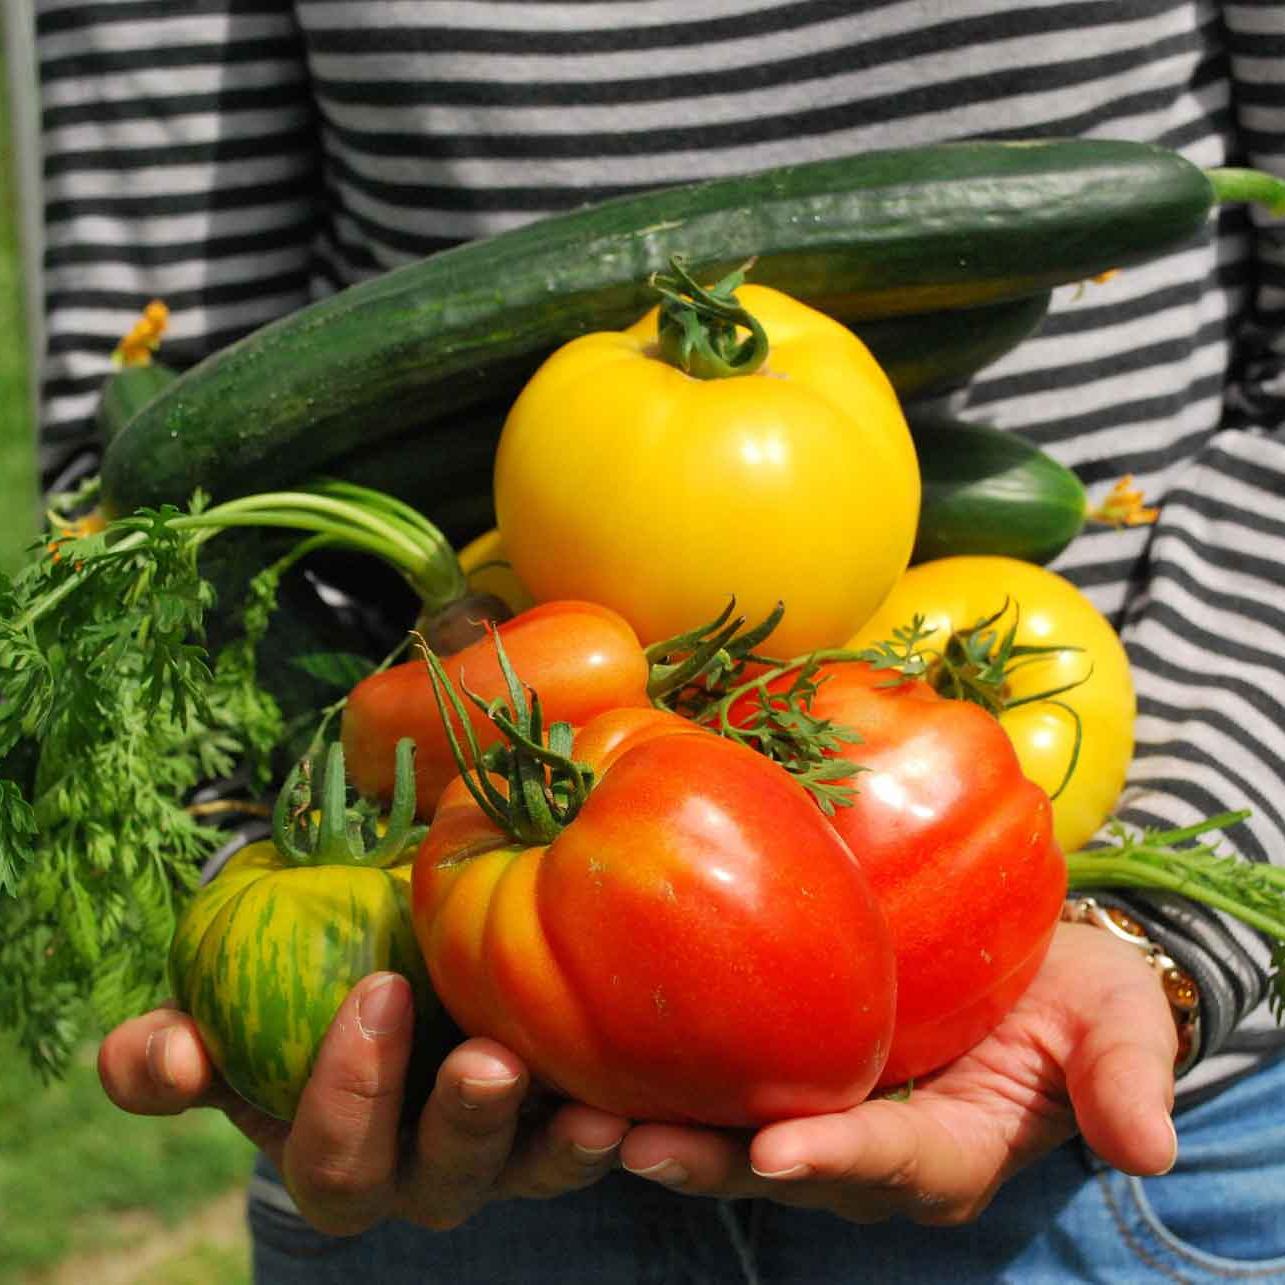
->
[342,602,652,816]
[728,662,1066,1089]
[412,706,897,1126]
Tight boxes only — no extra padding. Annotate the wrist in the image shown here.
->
[1062,896,1201,1075]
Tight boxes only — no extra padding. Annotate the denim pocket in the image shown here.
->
[1096,1057,1285,1281]
[1108,1170,1285,1282]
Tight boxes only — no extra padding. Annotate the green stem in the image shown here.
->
[643,600,785,705]
[22,482,470,634]
[698,646,888,735]
[174,486,468,611]
[274,737,425,868]
[1206,167,1285,217]
[1067,852,1285,940]
[652,256,770,379]
[1065,812,1285,943]
[416,630,595,848]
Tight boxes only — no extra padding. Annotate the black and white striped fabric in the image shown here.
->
[36,0,1285,1102]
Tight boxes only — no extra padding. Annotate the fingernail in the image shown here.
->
[458,1074,521,1109]
[1157,1115,1179,1176]
[572,1140,620,1165]
[356,974,411,1038]
[145,1026,177,1088]
[751,1162,813,1181]
[624,1158,689,1187]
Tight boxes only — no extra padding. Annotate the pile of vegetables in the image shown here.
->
[4,138,1285,1123]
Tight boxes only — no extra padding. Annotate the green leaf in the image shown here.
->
[292,650,378,690]
[0,779,37,893]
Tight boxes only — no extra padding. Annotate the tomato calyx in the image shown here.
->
[275,736,426,868]
[692,602,1092,811]
[915,604,1089,799]
[644,597,785,710]
[417,629,594,846]
[650,256,770,380]
[854,605,1093,801]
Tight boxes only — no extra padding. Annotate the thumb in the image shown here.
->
[283,971,416,1235]
[1063,940,1178,1177]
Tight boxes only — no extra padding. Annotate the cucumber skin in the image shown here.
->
[94,362,179,445]
[909,414,1088,565]
[856,291,1050,399]
[102,138,1214,514]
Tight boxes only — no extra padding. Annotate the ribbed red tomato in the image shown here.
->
[728,661,1066,1088]
[411,707,897,1125]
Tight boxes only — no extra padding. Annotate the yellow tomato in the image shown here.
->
[493,283,920,658]
[847,556,1135,852]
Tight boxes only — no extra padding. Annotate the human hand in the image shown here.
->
[617,921,1179,1225]
[97,972,629,1234]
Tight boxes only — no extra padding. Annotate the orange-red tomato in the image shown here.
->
[729,662,1066,1088]
[411,708,897,1125]
[342,602,653,816]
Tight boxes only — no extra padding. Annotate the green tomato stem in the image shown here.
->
[417,631,594,848]
[274,737,425,868]
[652,256,770,379]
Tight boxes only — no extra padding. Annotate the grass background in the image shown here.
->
[1,45,255,1285]
[0,1033,255,1282]
[0,43,38,572]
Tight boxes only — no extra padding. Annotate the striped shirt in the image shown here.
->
[36,0,1285,1104]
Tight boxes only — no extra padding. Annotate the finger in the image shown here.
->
[97,1003,291,1159]
[747,1101,999,1225]
[1063,954,1178,1177]
[400,1038,530,1230]
[620,1123,756,1199]
[98,1005,214,1116]
[501,1099,629,1199]
[283,972,416,1236]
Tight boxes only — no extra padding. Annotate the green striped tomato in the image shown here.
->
[168,740,439,1120]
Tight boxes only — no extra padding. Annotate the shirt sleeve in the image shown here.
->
[1099,1,1285,1095]
[37,0,323,481]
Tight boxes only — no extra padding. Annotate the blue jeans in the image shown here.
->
[249,1052,1285,1284]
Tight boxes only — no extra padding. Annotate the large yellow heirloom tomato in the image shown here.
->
[847,556,1135,852]
[493,282,920,658]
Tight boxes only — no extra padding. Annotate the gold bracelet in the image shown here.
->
[1061,896,1201,1076]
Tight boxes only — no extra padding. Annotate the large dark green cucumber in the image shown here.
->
[856,290,1050,399]
[101,139,1260,514]
[910,412,1088,565]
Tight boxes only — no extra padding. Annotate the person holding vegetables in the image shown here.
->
[31,0,1285,1281]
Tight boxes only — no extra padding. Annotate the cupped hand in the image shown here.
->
[618,921,1179,1225]
[97,972,629,1235]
